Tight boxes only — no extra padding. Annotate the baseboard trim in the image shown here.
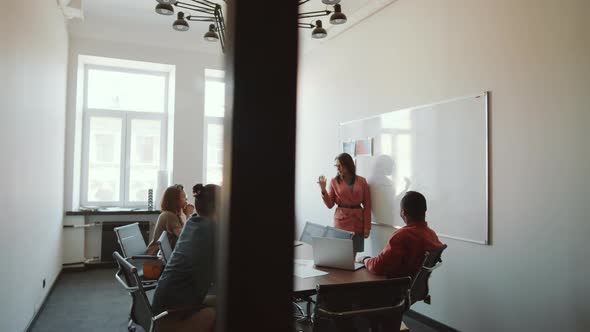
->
[406,310,459,332]
[61,264,86,273]
[61,261,117,273]
[24,270,62,332]
[85,261,118,269]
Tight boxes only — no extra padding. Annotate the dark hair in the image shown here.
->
[401,191,427,220]
[160,185,184,213]
[335,153,356,183]
[193,184,220,216]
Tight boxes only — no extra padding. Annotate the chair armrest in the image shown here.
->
[153,310,169,321]
[423,262,442,272]
[130,255,160,260]
[317,299,405,318]
[143,284,157,291]
[293,295,315,304]
[115,271,158,291]
[153,306,203,322]
[115,271,138,291]
[142,279,158,288]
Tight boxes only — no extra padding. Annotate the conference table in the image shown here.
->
[292,243,409,331]
[293,243,385,297]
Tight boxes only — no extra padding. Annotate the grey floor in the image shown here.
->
[30,268,439,332]
[30,268,132,332]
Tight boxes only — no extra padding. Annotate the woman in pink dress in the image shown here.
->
[318,153,371,252]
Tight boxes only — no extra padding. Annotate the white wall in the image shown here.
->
[296,0,590,330]
[64,38,223,210]
[0,1,69,331]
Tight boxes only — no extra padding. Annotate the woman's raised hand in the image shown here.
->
[183,203,195,217]
[318,175,327,192]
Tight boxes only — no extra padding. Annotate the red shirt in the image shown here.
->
[365,221,443,278]
[321,176,371,234]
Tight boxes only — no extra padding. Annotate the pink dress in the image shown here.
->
[321,175,371,235]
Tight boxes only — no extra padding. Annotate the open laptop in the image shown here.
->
[312,237,364,271]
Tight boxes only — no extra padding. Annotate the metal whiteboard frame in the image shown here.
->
[340,92,490,245]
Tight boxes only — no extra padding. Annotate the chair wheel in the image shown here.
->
[128,326,136,332]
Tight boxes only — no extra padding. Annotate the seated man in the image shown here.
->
[151,184,220,332]
[359,191,443,278]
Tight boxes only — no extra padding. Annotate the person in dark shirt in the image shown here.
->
[359,191,443,278]
[152,184,220,332]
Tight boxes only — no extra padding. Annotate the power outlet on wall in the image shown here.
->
[42,278,46,288]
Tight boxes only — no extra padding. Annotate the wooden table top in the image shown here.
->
[293,243,385,296]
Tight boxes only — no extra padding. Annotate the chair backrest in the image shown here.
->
[114,222,148,258]
[411,244,447,305]
[299,222,327,245]
[157,230,173,264]
[113,251,156,332]
[313,277,411,332]
[323,226,354,240]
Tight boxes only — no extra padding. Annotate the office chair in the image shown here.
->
[114,222,152,258]
[295,222,328,322]
[310,277,411,332]
[114,252,206,332]
[156,230,173,264]
[114,222,159,277]
[323,226,354,240]
[299,221,327,245]
[113,251,165,332]
[411,244,447,305]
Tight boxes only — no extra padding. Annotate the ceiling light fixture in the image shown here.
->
[155,3,174,15]
[203,24,219,41]
[330,4,347,24]
[311,20,327,39]
[154,0,348,52]
[172,12,190,31]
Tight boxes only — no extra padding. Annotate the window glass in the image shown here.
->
[128,119,162,202]
[204,80,225,117]
[206,123,224,184]
[87,69,166,113]
[87,117,122,202]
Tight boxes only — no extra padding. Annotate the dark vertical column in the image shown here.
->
[216,1,298,331]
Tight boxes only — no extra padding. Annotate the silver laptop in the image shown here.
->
[312,237,364,271]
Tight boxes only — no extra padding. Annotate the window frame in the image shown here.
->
[80,64,169,207]
[203,73,225,185]
[203,116,224,184]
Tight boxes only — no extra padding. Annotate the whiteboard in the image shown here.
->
[340,93,489,245]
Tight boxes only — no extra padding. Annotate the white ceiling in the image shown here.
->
[68,0,387,54]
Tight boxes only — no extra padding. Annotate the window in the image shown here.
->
[204,69,225,185]
[380,111,412,195]
[81,63,171,207]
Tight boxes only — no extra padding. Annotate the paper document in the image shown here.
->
[294,259,314,266]
[294,259,328,278]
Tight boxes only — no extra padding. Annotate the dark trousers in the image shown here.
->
[352,233,365,253]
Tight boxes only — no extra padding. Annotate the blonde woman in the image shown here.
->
[146,184,194,255]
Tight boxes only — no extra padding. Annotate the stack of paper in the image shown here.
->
[294,259,328,278]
